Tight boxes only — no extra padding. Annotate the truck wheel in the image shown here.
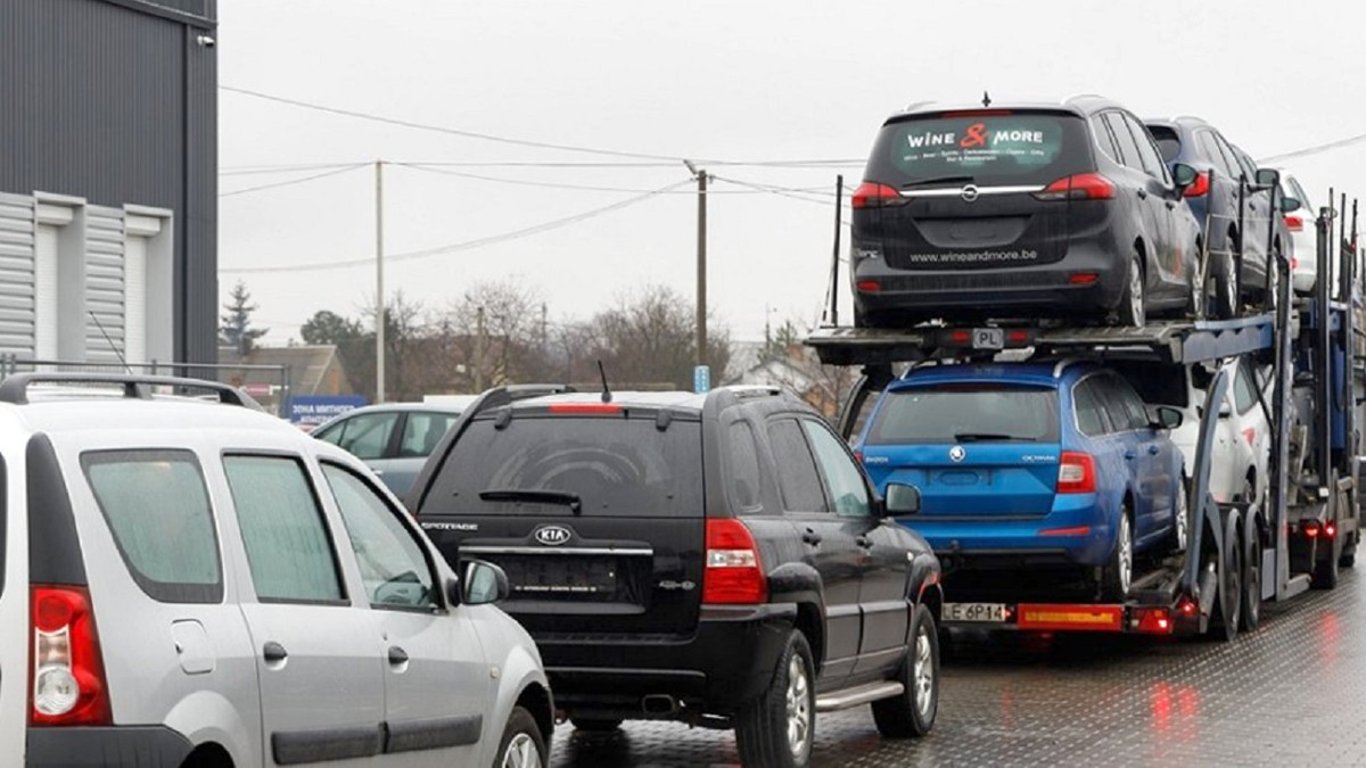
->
[871,604,939,739]
[1313,539,1340,590]
[1210,539,1242,642]
[1101,512,1133,601]
[1211,253,1238,320]
[1340,533,1357,568]
[1240,529,1261,632]
[736,631,815,768]
[495,706,547,768]
[570,718,623,732]
[1118,255,1145,327]
[1168,480,1190,554]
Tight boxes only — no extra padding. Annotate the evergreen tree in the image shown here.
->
[219,281,268,355]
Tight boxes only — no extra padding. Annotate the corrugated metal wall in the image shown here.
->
[0,0,217,363]
[84,206,125,362]
[0,195,36,356]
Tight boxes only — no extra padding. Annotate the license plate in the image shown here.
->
[500,556,618,598]
[971,328,1004,350]
[944,602,1008,623]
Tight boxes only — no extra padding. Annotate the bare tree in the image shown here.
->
[579,285,731,390]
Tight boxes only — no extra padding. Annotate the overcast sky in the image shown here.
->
[218,0,1366,345]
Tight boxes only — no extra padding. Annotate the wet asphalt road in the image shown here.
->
[549,570,1366,766]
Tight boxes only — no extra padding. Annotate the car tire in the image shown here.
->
[1118,254,1145,327]
[735,631,816,768]
[494,706,547,768]
[1313,533,1340,590]
[1210,534,1242,642]
[570,718,623,732]
[871,604,939,739]
[1211,252,1239,320]
[1168,478,1190,554]
[1101,510,1134,601]
[1240,526,1261,632]
[1185,248,1203,319]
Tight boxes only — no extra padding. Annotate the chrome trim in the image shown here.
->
[459,545,654,557]
[899,184,1045,198]
[814,681,906,713]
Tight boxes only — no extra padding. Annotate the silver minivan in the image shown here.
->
[1,374,552,768]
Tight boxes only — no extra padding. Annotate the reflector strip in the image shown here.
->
[1016,604,1123,632]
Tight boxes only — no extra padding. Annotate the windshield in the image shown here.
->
[866,111,1091,187]
[427,416,703,517]
[867,384,1060,444]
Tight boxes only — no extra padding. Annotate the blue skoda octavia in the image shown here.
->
[854,361,1186,600]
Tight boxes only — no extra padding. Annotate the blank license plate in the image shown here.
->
[944,602,1007,623]
[501,556,618,598]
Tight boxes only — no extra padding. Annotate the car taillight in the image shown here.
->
[851,182,907,209]
[1284,214,1303,232]
[1057,451,1096,494]
[702,519,767,605]
[1033,173,1115,202]
[1183,171,1210,198]
[29,586,111,726]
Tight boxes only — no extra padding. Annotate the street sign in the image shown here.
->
[693,365,711,394]
[289,394,367,426]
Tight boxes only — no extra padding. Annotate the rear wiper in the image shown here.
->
[478,488,583,514]
[903,175,975,189]
[953,432,1034,443]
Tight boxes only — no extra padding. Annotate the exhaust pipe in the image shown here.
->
[641,694,679,716]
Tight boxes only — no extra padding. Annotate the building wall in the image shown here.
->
[0,0,217,363]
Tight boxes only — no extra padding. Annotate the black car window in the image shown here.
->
[801,420,871,518]
[1089,115,1121,165]
[1233,361,1259,415]
[1103,112,1142,172]
[767,419,829,514]
[1147,124,1182,164]
[1072,378,1109,437]
[727,420,764,512]
[428,415,704,518]
[322,463,438,611]
[1211,132,1245,180]
[332,411,399,461]
[1124,114,1170,184]
[1100,375,1151,431]
[1195,131,1236,178]
[867,383,1060,444]
[867,111,1091,187]
[398,412,458,458]
[1231,146,1258,182]
[83,450,222,604]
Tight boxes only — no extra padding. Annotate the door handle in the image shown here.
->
[1124,450,1137,461]
[856,535,874,549]
[1137,189,1148,200]
[262,641,288,663]
[801,528,823,546]
[1148,445,1161,455]
[1166,200,1177,209]
[387,646,409,666]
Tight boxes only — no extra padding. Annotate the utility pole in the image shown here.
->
[374,159,386,403]
[684,160,708,367]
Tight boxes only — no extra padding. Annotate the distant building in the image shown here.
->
[0,0,218,365]
[218,344,354,412]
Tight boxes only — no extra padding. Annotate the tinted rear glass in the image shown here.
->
[430,416,703,517]
[868,384,1060,444]
[866,111,1091,187]
[1148,125,1181,163]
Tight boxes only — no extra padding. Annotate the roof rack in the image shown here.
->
[467,383,577,419]
[0,372,260,408]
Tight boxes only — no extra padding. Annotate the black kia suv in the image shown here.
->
[851,96,1204,328]
[408,386,943,768]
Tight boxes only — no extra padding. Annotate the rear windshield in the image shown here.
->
[866,111,1091,187]
[429,416,703,517]
[1148,125,1181,163]
[867,384,1060,444]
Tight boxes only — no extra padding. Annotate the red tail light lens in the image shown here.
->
[856,280,881,293]
[546,403,622,415]
[1134,607,1173,634]
[1183,171,1211,198]
[703,519,768,605]
[1034,173,1115,202]
[851,182,907,209]
[29,586,111,726]
[1303,520,1321,539]
[1284,214,1303,232]
[1325,521,1338,539]
[1069,273,1100,285]
[1057,451,1097,494]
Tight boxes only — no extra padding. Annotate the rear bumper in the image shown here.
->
[536,603,798,719]
[27,726,193,767]
[903,495,1116,568]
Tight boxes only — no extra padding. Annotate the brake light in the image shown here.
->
[1069,273,1100,285]
[1033,173,1115,201]
[1284,214,1303,232]
[703,519,767,605]
[1007,329,1033,344]
[856,280,881,293]
[546,403,622,415]
[1325,521,1338,539]
[1183,171,1210,198]
[1040,525,1091,537]
[851,182,906,209]
[29,586,110,726]
[1133,607,1173,634]
[1057,451,1096,494]
[1303,520,1320,539]
[940,109,1014,118]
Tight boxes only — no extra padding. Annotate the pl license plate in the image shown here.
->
[944,602,1008,624]
[972,328,1004,350]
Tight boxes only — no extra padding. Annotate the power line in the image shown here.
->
[220,162,371,176]
[1259,132,1366,164]
[221,178,693,275]
[394,162,833,194]
[219,163,368,197]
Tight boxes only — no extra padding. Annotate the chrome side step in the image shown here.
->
[814,681,904,713]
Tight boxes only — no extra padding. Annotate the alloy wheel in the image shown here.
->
[501,733,541,768]
[1176,482,1189,551]
[913,625,935,719]
[1128,260,1145,326]
[786,652,812,758]
[1117,515,1133,594]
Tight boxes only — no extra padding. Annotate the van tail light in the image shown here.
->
[1033,173,1115,202]
[1284,214,1304,232]
[29,586,111,726]
[851,182,908,209]
[702,519,768,605]
[1183,171,1211,198]
[1057,451,1097,494]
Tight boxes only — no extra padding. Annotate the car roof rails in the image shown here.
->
[467,383,577,418]
[0,372,260,408]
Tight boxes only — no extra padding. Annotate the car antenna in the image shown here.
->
[90,310,133,374]
[982,90,992,108]
[597,360,613,403]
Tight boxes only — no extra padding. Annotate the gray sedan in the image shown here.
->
[313,400,472,496]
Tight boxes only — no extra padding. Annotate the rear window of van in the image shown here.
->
[866,111,1091,187]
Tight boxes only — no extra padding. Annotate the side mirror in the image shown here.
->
[885,482,922,516]
[1255,168,1281,187]
[1281,196,1302,214]
[1150,405,1184,430]
[1172,162,1199,189]
[461,560,510,606]
[1217,401,1233,419]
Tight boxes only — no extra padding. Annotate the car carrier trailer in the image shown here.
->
[808,182,1363,640]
